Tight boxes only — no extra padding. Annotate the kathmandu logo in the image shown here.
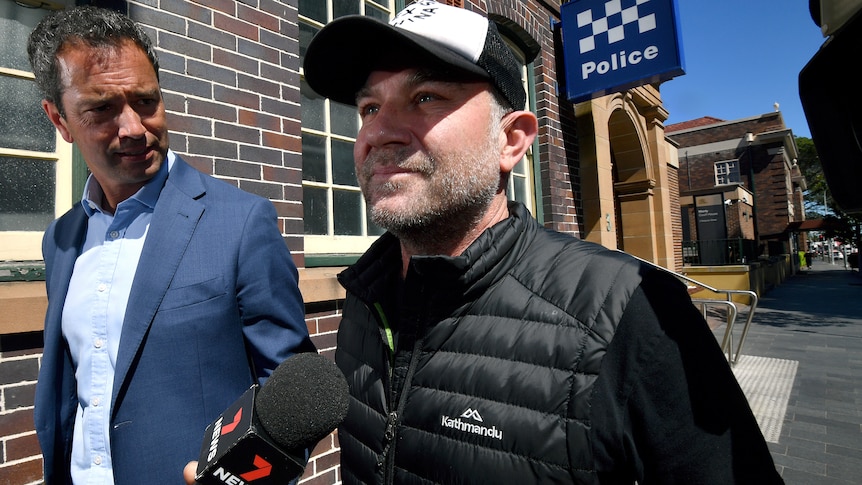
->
[460,408,483,421]
[441,408,503,440]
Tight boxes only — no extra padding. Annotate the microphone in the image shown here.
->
[194,352,349,484]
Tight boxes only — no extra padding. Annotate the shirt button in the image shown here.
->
[93,397,101,406]
[94,338,103,349]
[110,230,119,239]
[94,455,102,465]
[97,283,107,292]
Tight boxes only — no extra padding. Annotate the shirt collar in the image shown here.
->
[81,150,176,217]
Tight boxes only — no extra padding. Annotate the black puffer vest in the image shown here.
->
[336,202,645,484]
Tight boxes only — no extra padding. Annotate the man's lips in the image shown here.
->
[372,165,412,176]
[116,146,152,160]
[367,167,421,186]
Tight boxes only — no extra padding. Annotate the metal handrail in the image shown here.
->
[691,298,737,361]
[619,251,759,365]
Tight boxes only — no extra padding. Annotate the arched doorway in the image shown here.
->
[608,107,656,260]
[575,86,680,270]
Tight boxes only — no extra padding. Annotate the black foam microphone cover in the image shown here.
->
[195,352,349,484]
[256,351,350,451]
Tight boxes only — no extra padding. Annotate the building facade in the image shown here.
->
[0,1,682,483]
[666,112,806,266]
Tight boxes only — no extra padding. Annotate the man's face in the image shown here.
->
[353,68,503,233]
[43,40,168,209]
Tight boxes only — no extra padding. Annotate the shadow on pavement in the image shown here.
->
[752,268,862,331]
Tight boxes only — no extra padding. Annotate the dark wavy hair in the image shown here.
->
[27,6,160,117]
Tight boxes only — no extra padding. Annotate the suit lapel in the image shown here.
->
[112,158,206,408]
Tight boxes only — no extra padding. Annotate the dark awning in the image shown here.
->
[782,219,841,234]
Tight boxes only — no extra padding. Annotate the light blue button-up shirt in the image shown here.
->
[62,152,173,484]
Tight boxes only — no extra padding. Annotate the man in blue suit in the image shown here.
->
[28,6,315,484]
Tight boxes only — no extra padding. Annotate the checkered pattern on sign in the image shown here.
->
[576,0,657,54]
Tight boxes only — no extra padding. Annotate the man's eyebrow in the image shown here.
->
[355,69,469,102]
[355,84,372,103]
[407,68,471,87]
[137,88,161,97]
[80,87,160,102]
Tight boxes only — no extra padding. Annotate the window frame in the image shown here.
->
[0,67,75,262]
[299,0,397,262]
[714,159,741,186]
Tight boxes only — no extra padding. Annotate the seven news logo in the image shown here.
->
[208,408,273,484]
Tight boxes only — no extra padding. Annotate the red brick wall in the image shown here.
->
[0,333,43,484]
[145,0,307,264]
[669,112,784,148]
[756,151,794,238]
[668,166,684,269]
[679,151,724,193]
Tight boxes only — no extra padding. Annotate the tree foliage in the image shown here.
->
[796,136,861,250]
[795,137,827,217]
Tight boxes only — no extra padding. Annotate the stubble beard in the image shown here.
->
[360,143,500,252]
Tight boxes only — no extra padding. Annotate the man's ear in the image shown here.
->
[499,110,538,174]
[42,100,74,144]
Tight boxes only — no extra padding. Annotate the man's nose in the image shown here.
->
[117,104,146,139]
[361,104,411,148]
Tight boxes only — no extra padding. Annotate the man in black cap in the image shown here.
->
[303,2,783,483]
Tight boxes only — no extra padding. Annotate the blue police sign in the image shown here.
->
[560,0,685,102]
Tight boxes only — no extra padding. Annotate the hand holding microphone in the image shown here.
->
[189,352,349,484]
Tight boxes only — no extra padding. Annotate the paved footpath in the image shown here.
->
[725,260,862,484]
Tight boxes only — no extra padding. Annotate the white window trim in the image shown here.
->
[714,159,740,186]
[0,67,74,260]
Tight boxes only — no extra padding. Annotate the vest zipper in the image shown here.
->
[380,273,426,482]
[381,334,426,482]
[378,410,398,473]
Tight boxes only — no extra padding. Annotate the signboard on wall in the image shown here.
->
[695,194,728,265]
[560,0,685,102]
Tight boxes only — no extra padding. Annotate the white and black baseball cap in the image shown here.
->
[303,1,531,109]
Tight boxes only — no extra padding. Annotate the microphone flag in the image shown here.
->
[195,385,305,484]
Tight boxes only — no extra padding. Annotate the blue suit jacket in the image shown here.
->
[35,156,315,484]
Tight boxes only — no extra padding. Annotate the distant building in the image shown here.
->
[666,111,807,265]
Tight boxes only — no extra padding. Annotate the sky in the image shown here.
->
[660,1,828,138]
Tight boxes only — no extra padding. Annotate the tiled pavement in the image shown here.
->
[715,260,862,484]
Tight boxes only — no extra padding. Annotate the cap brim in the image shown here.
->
[303,15,490,106]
